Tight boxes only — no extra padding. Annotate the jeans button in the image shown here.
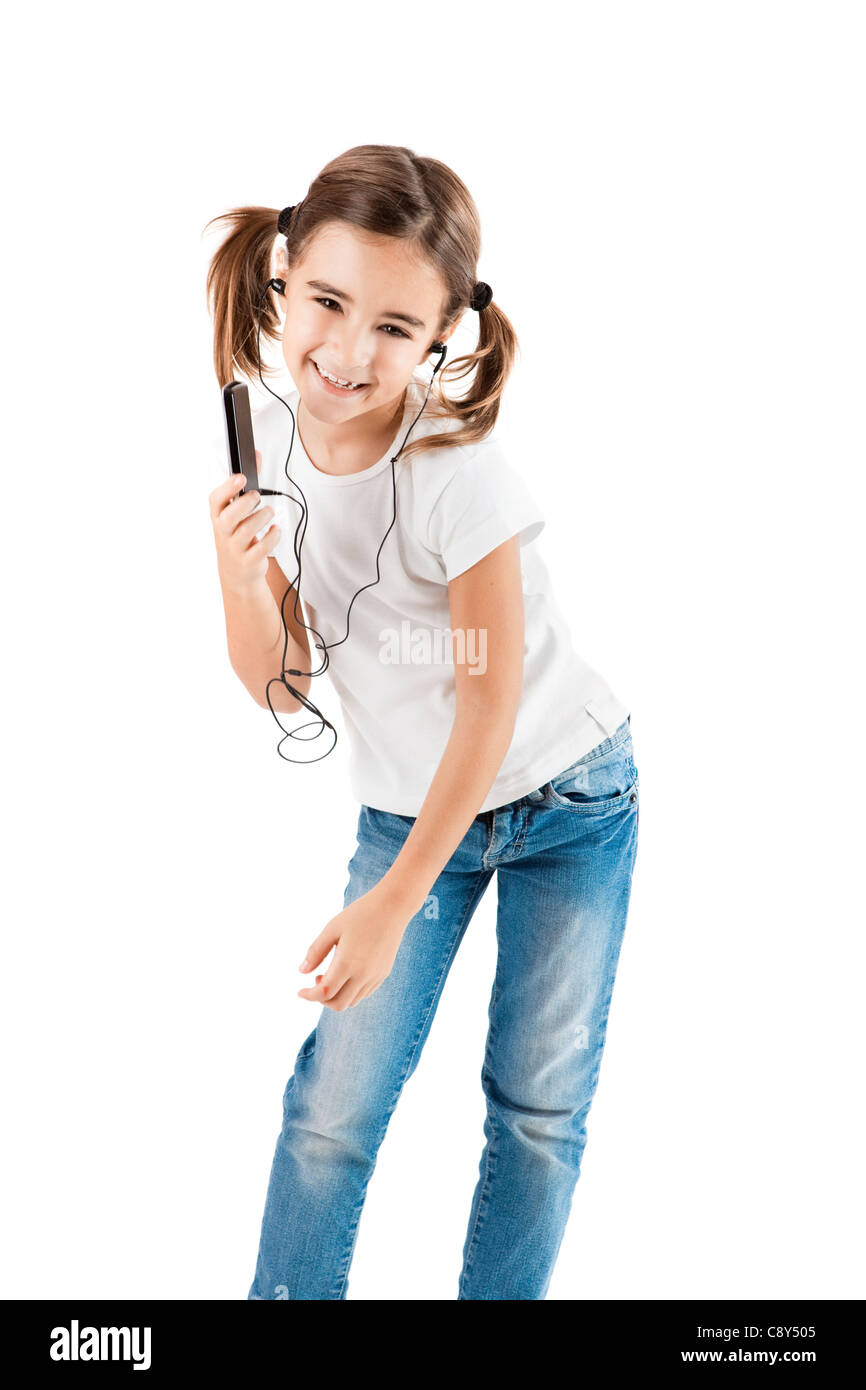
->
[629,793,636,803]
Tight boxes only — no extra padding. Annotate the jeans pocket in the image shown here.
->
[544,737,638,812]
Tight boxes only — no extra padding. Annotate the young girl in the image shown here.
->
[205,144,640,1301]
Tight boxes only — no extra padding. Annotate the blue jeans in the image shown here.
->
[248,716,639,1300]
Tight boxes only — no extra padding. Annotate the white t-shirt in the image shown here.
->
[253,373,630,816]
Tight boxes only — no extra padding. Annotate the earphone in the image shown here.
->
[250,275,448,763]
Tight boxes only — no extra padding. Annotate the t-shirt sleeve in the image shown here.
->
[425,438,546,582]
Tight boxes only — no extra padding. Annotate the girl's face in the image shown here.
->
[275,221,456,423]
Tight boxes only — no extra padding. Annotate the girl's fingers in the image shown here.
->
[298,969,352,1006]
[221,472,247,499]
[233,501,272,544]
[297,978,335,1003]
[251,524,280,555]
[298,975,376,1010]
[214,483,257,532]
[320,978,357,1010]
[209,471,247,522]
[320,964,352,1000]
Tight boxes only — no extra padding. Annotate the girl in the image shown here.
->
[205,144,639,1301]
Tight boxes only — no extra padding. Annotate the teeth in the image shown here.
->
[315,361,364,389]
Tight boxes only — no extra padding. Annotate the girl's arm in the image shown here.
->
[297,534,525,1009]
[378,534,525,914]
[222,557,312,713]
[210,466,312,713]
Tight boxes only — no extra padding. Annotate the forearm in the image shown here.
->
[222,579,311,712]
[378,704,518,916]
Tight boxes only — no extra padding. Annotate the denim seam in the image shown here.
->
[459,948,504,1297]
[481,813,496,869]
[333,868,493,1301]
[459,1096,499,1298]
[510,802,530,858]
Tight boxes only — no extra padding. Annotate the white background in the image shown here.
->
[3,1,863,1300]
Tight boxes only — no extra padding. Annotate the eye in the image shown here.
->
[313,297,409,339]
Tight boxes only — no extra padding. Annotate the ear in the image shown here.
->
[273,249,289,301]
[423,321,458,361]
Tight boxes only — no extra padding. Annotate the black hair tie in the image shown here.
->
[278,205,299,237]
[470,281,493,311]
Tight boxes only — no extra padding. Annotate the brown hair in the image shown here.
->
[203,144,519,462]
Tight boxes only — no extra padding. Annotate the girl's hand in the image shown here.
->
[297,883,413,1011]
[208,449,280,596]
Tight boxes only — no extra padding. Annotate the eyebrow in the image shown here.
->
[305,280,427,330]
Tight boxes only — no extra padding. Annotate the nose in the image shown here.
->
[329,325,373,377]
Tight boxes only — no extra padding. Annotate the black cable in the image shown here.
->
[248,278,447,763]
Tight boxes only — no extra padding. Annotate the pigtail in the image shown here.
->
[203,205,282,388]
[401,298,518,462]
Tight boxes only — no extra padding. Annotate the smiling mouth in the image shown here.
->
[312,359,369,390]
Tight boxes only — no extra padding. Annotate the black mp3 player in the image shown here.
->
[222,381,261,495]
